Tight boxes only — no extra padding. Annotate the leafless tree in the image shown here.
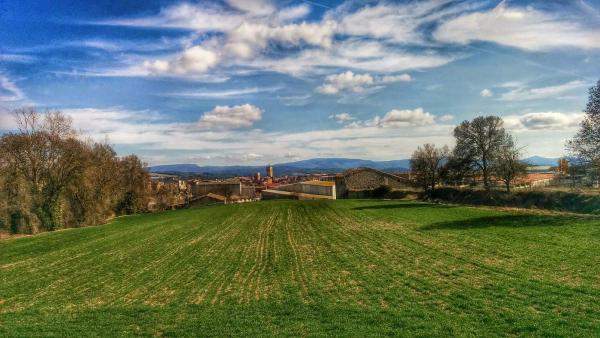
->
[1,108,150,234]
[453,116,507,191]
[1,108,84,230]
[493,135,527,192]
[410,143,449,194]
[568,80,600,168]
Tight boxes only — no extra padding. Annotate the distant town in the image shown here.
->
[147,157,578,210]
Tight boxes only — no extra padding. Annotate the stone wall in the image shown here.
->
[266,181,336,199]
[191,182,241,197]
[325,167,409,198]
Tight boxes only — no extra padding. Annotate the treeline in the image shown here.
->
[411,79,600,195]
[0,108,149,234]
[410,115,526,194]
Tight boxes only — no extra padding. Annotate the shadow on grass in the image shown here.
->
[352,202,455,211]
[420,214,576,231]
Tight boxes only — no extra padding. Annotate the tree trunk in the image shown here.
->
[482,169,490,191]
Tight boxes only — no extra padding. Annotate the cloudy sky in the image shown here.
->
[0,0,599,165]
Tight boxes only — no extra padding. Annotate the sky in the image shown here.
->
[0,0,599,165]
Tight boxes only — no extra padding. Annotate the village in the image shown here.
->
[147,159,579,211]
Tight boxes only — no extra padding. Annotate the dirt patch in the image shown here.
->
[0,232,29,241]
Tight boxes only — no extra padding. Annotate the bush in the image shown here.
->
[372,185,392,198]
[428,187,600,214]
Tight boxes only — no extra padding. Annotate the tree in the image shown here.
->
[453,116,507,191]
[410,143,449,194]
[115,155,150,215]
[443,154,473,186]
[0,108,86,231]
[0,108,151,234]
[568,80,600,166]
[493,135,526,192]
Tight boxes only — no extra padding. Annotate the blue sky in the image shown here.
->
[0,0,599,165]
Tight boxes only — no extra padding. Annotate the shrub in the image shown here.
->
[372,185,392,198]
[428,187,600,214]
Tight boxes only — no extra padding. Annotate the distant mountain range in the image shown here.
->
[148,156,562,177]
[148,158,411,177]
[522,156,560,166]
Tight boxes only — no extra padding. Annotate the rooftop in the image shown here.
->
[301,180,336,187]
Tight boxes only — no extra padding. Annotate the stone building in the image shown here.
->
[190,180,242,198]
[322,167,409,198]
[262,180,336,200]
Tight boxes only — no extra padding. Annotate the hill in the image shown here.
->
[149,156,563,176]
[1,200,599,336]
[149,158,410,176]
[523,156,560,166]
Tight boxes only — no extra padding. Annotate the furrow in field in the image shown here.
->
[284,206,309,302]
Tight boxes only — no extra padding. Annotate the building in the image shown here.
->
[266,164,274,178]
[322,167,409,198]
[190,180,242,199]
[262,180,336,200]
[558,158,569,175]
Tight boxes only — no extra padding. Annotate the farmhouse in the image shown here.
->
[322,167,410,198]
[262,180,336,200]
[262,167,409,200]
[190,179,242,197]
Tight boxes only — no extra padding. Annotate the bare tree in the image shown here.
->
[115,155,150,215]
[410,144,449,194]
[453,116,507,191]
[1,109,84,230]
[568,80,600,167]
[493,135,527,192]
[443,155,473,187]
[1,108,151,234]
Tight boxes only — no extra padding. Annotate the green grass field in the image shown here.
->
[1,200,600,336]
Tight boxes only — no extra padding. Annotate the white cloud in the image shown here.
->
[225,0,275,16]
[5,107,457,165]
[346,107,439,128]
[480,88,493,97]
[279,94,311,106]
[26,106,580,164]
[434,3,600,50]
[0,114,15,130]
[0,54,36,63]
[143,20,337,76]
[0,75,25,102]
[504,112,584,131]
[256,39,453,75]
[499,80,586,101]
[380,73,412,83]
[438,114,454,122]
[316,71,374,94]
[61,108,163,136]
[105,1,456,78]
[332,3,421,43]
[164,86,281,99]
[16,107,579,164]
[242,152,264,160]
[197,104,263,129]
[316,70,413,95]
[327,0,479,44]
[378,108,436,127]
[330,112,355,123]
[101,1,312,32]
[275,4,311,22]
[103,3,246,32]
[144,46,220,75]
[224,21,336,59]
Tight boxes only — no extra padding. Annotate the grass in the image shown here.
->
[1,200,600,337]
